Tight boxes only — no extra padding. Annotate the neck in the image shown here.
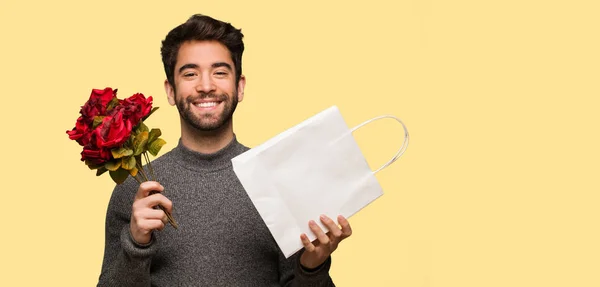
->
[180,119,235,154]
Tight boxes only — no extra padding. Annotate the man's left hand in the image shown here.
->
[300,214,352,269]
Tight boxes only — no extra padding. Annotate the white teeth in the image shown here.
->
[196,102,218,108]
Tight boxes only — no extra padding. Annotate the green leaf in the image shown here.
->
[142,107,159,121]
[148,138,167,156]
[105,159,121,171]
[96,167,108,176]
[129,167,138,177]
[148,128,162,144]
[126,133,135,147]
[136,122,149,133]
[133,131,149,156]
[106,97,120,112]
[111,147,133,159]
[121,156,136,170]
[92,116,105,129]
[109,168,129,184]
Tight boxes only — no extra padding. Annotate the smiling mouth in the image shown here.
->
[192,99,224,109]
[194,101,221,108]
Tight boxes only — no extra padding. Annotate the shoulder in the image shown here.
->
[105,175,138,217]
[236,141,251,154]
[146,146,178,167]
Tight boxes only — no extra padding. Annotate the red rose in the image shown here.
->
[66,116,92,146]
[81,87,117,121]
[94,110,133,149]
[81,146,112,165]
[115,93,153,126]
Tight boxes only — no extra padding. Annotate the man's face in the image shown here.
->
[165,40,245,132]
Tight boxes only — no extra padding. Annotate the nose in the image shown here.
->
[195,74,215,94]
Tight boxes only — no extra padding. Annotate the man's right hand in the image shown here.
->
[130,181,173,245]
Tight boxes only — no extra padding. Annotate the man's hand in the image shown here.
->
[130,181,173,245]
[299,215,352,269]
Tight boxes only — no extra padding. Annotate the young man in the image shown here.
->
[97,14,352,286]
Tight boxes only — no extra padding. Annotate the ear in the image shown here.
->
[237,75,246,102]
[164,79,176,106]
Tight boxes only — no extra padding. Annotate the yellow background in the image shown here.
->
[1,1,599,286]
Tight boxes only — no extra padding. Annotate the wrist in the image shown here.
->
[297,253,332,277]
[130,225,152,246]
[301,261,325,272]
[300,252,326,270]
[119,225,158,259]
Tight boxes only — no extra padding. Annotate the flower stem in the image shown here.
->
[132,174,143,184]
[136,154,178,229]
[136,160,150,182]
[144,152,156,181]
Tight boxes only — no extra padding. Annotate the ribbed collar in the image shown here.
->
[171,135,248,172]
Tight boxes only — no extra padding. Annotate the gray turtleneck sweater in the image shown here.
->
[97,137,335,286]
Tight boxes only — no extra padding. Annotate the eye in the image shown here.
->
[214,70,229,77]
[183,72,197,77]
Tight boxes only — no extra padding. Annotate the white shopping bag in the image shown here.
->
[231,106,409,258]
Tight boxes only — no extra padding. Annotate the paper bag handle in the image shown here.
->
[350,115,409,174]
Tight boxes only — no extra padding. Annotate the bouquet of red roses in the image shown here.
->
[67,87,177,228]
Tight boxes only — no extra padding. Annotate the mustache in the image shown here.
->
[186,92,228,103]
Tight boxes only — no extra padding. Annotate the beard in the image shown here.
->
[175,88,239,132]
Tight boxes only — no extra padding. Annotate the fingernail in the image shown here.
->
[320,214,326,220]
[309,220,316,226]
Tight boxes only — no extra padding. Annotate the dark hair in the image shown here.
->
[161,14,245,87]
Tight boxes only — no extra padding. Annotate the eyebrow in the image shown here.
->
[178,63,199,74]
[212,62,232,71]
[178,62,233,74]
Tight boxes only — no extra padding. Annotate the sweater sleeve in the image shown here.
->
[279,249,336,286]
[97,179,157,287]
